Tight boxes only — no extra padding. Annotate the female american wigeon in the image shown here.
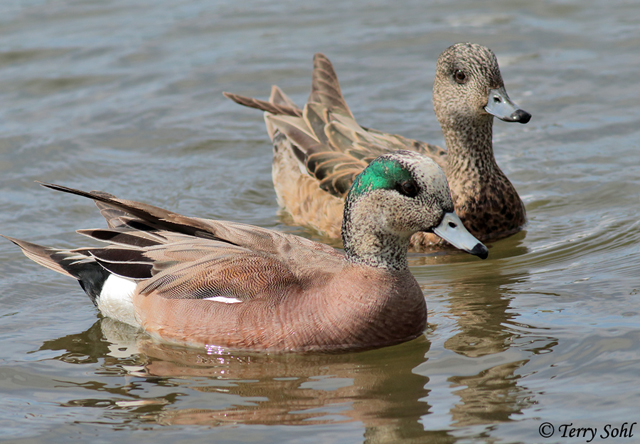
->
[225,42,531,251]
[5,151,487,352]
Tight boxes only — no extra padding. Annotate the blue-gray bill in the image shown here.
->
[485,87,531,124]
[432,212,489,259]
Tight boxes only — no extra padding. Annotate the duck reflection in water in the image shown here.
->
[41,319,433,442]
[418,235,555,427]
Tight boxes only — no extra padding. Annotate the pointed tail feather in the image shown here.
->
[2,235,107,305]
[269,85,298,108]
[2,235,78,278]
[308,53,354,119]
[223,92,302,117]
[35,182,228,243]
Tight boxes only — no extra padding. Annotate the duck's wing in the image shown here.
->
[32,183,342,302]
[265,110,445,199]
[92,238,318,303]
[226,53,446,200]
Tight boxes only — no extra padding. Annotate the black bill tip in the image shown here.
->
[470,243,489,260]
[510,109,531,124]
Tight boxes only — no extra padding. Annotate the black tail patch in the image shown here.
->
[76,263,111,306]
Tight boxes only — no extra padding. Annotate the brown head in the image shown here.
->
[433,42,531,132]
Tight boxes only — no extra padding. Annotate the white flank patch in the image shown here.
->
[98,275,140,327]
[202,296,243,304]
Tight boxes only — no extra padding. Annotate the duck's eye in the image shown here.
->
[454,69,466,84]
[397,180,419,198]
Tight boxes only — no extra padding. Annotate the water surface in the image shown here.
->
[1,1,640,443]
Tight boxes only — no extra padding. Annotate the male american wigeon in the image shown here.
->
[225,43,531,251]
[5,151,487,352]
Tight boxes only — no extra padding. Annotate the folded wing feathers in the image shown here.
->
[76,229,164,248]
[304,151,366,197]
[33,182,341,267]
[264,114,320,152]
[37,182,239,246]
[137,250,301,302]
[303,103,330,146]
[326,169,362,197]
[41,181,339,257]
[92,257,153,280]
[94,200,130,229]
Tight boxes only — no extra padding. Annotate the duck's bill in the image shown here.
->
[485,87,531,124]
[432,212,489,259]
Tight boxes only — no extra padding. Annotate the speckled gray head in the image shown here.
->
[434,42,531,125]
[343,150,488,269]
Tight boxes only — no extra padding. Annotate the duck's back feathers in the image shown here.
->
[40,182,338,256]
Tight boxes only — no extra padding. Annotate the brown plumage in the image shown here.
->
[224,42,531,250]
[4,152,488,352]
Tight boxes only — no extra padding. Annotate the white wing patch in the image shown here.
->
[98,275,140,328]
[203,296,243,304]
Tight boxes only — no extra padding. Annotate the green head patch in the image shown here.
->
[349,157,414,198]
